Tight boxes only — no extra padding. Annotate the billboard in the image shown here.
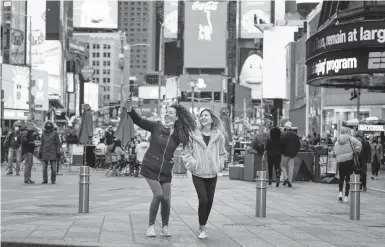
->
[138,86,166,100]
[238,48,263,99]
[10,0,27,65]
[164,0,178,39]
[263,26,298,99]
[84,83,99,111]
[240,1,271,39]
[27,0,46,64]
[73,0,118,29]
[1,64,30,110]
[184,1,227,68]
[31,70,49,111]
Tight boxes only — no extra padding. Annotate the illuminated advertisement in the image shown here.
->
[240,0,271,39]
[10,0,27,65]
[184,1,227,68]
[31,70,49,111]
[73,0,118,29]
[238,48,263,99]
[263,26,298,99]
[1,64,30,110]
[27,0,46,64]
[164,0,178,39]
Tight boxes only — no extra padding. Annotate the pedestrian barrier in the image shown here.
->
[256,171,267,217]
[349,173,361,220]
[79,166,90,213]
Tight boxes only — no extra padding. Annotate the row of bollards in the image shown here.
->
[255,171,361,221]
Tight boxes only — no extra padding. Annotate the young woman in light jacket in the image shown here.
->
[181,109,227,239]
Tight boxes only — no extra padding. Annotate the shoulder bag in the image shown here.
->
[348,139,361,174]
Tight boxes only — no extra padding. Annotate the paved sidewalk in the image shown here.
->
[1,165,385,247]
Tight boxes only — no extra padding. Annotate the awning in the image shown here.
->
[49,98,64,108]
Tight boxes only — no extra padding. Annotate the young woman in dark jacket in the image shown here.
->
[125,100,196,238]
[266,127,283,187]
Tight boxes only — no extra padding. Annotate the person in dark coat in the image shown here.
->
[356,131,371,191]
[266,127,283,187]
[105,126,115,145]
[281,122,300,187]
[125,99,196,238]
[20,123,38,184]
[39,121,60,184]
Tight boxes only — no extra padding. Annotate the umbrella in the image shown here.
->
[77,104,94,145]
[115,103,135,147]
[22,122,38,132]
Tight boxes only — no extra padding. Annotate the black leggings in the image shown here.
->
[267,155,281,181]
[372,156,380,176]
[192,175,217,226]
[338,159,354,196]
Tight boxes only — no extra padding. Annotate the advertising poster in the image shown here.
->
[240,0,271,39]
[164,0,178,39]
[263,26,298,99]
[27,0,46,65]
[184,1,227,68]
[31,70,49,111]
[1,64,30,110]
[238,48,263,99]
[10,0,27,65]
[73,0,118,29]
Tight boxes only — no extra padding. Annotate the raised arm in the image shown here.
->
[125,101,156,132]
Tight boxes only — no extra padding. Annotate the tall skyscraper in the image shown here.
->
[118,1,157,82]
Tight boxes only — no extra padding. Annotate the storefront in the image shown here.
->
[306,2,385,135]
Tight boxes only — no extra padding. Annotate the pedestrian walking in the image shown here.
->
[125,100,196,237]
[334,127,362,202]
[371,137,383,180]
[266,127,282,187]
[181,109,227,239]
[39,121,61,184]
[4,122,22,175]
[280,122,300,187]
[20,123,38,184]
[356,131,371,191]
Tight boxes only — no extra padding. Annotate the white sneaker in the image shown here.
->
[161,226,171,237]
[338,192,343,201]
[146,225,156,237]
[343,196,348,203]
[198,231,208,239]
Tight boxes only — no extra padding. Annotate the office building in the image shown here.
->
[118,1,157,82]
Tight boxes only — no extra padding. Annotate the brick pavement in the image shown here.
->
[1,164,385,247]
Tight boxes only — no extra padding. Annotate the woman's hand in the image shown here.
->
[124,98,132,112]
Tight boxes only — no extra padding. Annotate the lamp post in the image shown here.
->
[116,32,149,106]
[157,23,165,116]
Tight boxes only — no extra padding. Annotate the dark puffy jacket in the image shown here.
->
[4,130,21,149]
[39,122,61,161]
[281,130,300,158]
[128,108,179,183]
[359,139,371,167]
[20,130,36,156]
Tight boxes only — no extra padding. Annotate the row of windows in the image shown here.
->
[92,61,111,67]
[121,17,148,22]
[93,78,112,84]
[92,52,111,58]
[120,1,148,6]
[94,69,111,75]
[103,94,111,100]
[91,44,111,49]
[130,65,146,68]
[125,28,148,32]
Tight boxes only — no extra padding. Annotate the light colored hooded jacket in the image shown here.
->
[334,134,362,163]
[181,129,227,178]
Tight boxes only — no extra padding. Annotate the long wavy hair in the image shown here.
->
[170,104,196,147]
[198,109,227,139]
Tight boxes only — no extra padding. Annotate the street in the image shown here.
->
[1,164,385,247]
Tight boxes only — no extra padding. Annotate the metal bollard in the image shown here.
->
[79,166,91,213]
[349,174,361,220]
[256,171,267,217]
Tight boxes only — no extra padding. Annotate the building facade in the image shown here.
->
[73,32,126,110]
[118,0,157,82]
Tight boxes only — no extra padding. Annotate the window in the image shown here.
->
[103,78,106,83]
[107,95,110,100]
[95,70,99,75]
[92,44,96,49]
[107,78,110,83]
[95,78,99,83]
[107,53,111,58]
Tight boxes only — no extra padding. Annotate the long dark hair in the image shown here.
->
[199,109,227,139]
[112,139,122,153]
[170,104,196,147]
[269,127,282,143]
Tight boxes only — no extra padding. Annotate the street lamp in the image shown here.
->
[2,11,33,120]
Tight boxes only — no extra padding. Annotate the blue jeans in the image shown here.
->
[7,148,21,173]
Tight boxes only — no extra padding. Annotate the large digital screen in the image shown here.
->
[240,0,271,39]
[1,64,30,110]
[184,1,227,68]
[73,0,118,29]
[164,0,178,39]
[263,26,298,99]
